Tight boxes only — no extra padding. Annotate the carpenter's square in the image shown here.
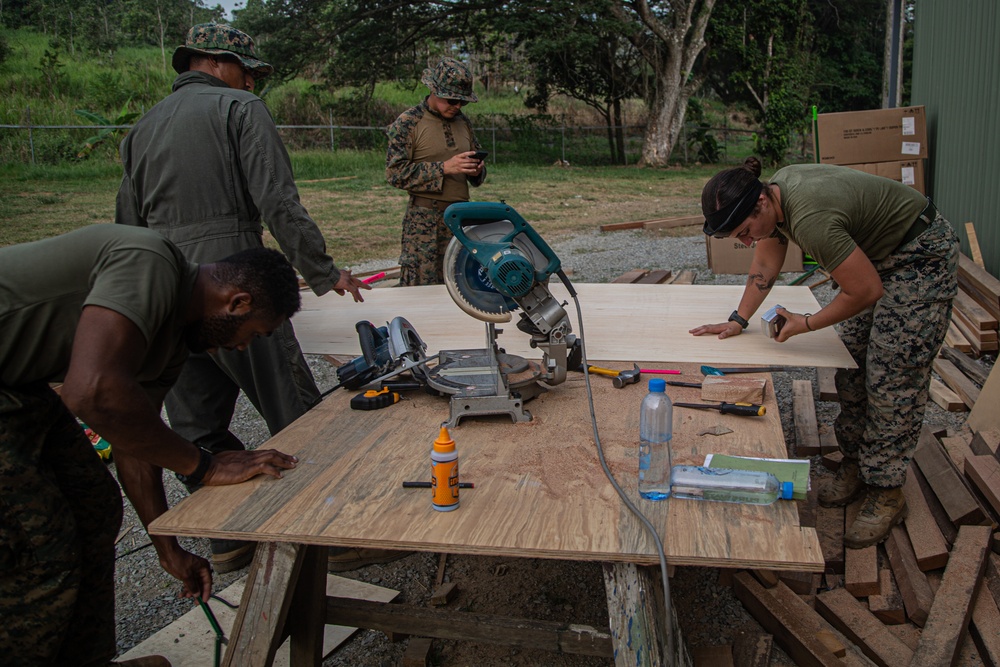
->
[674,401,766,417]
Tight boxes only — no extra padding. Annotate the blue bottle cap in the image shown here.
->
[649,378,666,392]
[780,481,794,500]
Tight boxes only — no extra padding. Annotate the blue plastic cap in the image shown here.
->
[649,378,666,392]
[780,481,794,500]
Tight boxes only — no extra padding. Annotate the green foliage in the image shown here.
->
[684,100,721,164]
[0,34,10,66]
[74,101,140,159]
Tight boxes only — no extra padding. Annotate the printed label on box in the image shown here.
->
[902,117,916,136]
[901,166,915,185]
[901,142,921,155]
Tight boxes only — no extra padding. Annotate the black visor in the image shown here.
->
[703,180,763,238]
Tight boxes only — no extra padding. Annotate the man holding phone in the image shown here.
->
[386,57,487,286]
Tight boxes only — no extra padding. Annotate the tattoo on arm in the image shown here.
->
[748,271,776,292]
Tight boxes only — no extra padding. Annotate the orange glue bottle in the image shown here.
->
[431,425,459,511]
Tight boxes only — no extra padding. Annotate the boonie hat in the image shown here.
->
[421,57,478,103]
[172,23,273,78]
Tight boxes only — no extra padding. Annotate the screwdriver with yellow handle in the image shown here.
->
[673,401,766,417]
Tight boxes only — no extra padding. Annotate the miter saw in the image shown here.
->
[424,201,582,425]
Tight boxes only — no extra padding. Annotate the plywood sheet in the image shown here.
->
[151,363,823,572]
[294,284,855,369]
[117,575,397,666]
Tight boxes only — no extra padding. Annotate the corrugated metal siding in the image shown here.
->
[911,0,1000,278]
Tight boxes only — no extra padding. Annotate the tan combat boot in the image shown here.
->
[817,458,864,507]
[844,486,908,549]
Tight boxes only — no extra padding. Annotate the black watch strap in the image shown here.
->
[728,310,749,329]
[176,447,213,487]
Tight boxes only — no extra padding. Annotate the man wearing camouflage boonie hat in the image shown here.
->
[386,57,487,286]
[117,23,373,575]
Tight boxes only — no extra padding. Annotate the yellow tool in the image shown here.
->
[350,387,400,410]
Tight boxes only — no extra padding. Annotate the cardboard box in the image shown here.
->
[842,159,925,194]
[815,106,927,165]
[707,237,804,275]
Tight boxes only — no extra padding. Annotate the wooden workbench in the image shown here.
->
[151,361,824,665]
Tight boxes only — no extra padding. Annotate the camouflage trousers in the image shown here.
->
[398,202,454,286]
[0,383,122,666]
[834,213,959,489]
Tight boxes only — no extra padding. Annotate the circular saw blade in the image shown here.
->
[443,236,516,323]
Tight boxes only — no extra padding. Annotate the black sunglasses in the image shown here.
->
[444,98,468,107]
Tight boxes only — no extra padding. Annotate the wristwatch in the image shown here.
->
[176,447,213,487]
[728,310,749,330]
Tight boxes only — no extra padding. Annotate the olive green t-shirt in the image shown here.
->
[771,164,926,272]
[0,225,198,393]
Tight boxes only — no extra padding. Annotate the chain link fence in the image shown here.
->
[0,112,760,167]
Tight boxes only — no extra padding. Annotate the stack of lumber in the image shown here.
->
[699,425,1000,667]
[610,268,696,285]
[949,245,1000,357]
[599,214,703,232]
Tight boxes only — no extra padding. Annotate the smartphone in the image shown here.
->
[471,150,489,161]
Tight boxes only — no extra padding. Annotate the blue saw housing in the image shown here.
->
[443,202,562,306]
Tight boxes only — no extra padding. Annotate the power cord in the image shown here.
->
[557,270,674,659]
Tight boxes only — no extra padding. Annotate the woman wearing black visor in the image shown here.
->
[690,156,959,549]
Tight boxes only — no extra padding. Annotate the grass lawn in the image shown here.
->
[0,152,722,267]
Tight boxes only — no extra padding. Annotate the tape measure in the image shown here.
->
[350,387,400,410]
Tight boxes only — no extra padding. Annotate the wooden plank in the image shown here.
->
[868,567,906,625]
[692,645,734,666]
[792,380,821,456]
[959,253,1000,317]
[815,587,915,667]
[967,223,986,269]
[940,346,992,386]
[603,563,691,666]
[429,581,459,606]
[960,273,1000,323]
[118,573,399,666]
[955,290,998,331]
[817,425,840,455]
[971,429,1000,458]
[902,467,951,571]
[223,543,307,667]
[970,584,1000,667]
[911,459,959,546]
[635,269,673,284]
[942,434,977,472]
[913,426,986,526]
[643,215,705,231]
[732,573,843,667]
[970,363,1000,433]
[933,357,981,409]
[844,498,880,597]
[401,637,433,667]
[667,269,697,285]
[965,455,1000,520]
[945,321,974,353]
[911,525,993,666]
[930,377,969,412]
[821,451,844,472]
[293,284,854,369]
[701,376,767,404]
[326,596,615,658]
[816,505,845,574]
[816,367,839,402]
[954,307,998,343]
[611,269,649,283]
[884,524,934,627]
[731,625,772,667]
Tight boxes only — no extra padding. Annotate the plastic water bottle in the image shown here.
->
[670,465,794,505]
[639,378,673,500]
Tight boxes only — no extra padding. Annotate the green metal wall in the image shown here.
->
[911,0,1000,278]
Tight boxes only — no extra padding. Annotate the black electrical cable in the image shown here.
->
[557,270,674,658]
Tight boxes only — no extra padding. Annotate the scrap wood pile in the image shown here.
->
[694,365,1000,666]
[948,230,1000,358]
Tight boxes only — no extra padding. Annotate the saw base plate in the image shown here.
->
[426,349,546,425]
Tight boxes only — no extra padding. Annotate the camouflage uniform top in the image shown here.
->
[116,71,342,295]
[771,164,927,272]
[385,98,485,202]
[0,225,196,392]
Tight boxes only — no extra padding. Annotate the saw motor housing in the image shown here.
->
[432,202,579,424]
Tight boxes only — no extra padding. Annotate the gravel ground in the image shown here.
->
[111,228,992,665]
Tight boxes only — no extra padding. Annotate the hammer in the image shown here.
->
[612,363,642,388]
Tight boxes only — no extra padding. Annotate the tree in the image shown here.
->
[607,0,717,166]
[502,1,644,164]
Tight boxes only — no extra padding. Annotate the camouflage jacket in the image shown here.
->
[385,98,485,200]
[116,71,341,296]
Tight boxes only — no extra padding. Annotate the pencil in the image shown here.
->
[402,481,474,489]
